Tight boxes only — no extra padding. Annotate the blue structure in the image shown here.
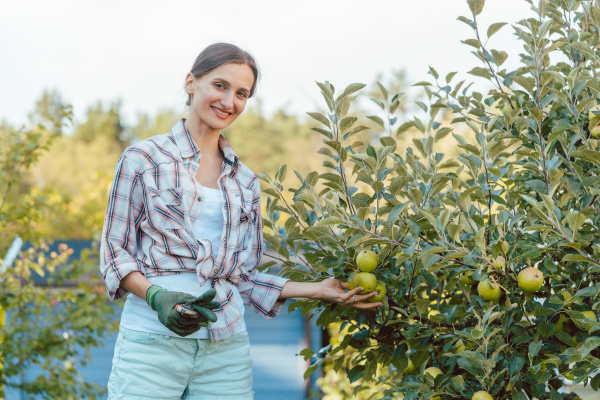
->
[6,240,324,399]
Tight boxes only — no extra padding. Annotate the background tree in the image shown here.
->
[0,98,117,399]
[259,0,600,399]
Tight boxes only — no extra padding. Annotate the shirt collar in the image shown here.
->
[171,119,239,169]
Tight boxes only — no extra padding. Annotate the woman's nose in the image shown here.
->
[220,92,234,109]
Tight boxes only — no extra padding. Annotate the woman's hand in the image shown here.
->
[316,277,383,309]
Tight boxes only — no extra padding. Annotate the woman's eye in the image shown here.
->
[237,92,248,99]
[215,83,225,89]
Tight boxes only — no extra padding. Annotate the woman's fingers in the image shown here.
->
[343,287,382,308]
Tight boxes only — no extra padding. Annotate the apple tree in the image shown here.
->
[258,0,600,399]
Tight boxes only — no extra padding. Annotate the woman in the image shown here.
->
[100,42,381,399]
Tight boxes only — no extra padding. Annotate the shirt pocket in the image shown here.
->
[146,187,185,230]
[235,207,255,251]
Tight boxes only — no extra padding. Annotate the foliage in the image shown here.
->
[0,101,117,399]
[223,101,323,175]
[259,0,600,399]
[75,100,127,147]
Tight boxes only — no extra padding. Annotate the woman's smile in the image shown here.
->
[211,105,231,119]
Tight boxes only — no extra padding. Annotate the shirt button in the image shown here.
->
[213,269,218,274]
[197,196,202,202]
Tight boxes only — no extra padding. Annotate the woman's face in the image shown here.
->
[185,63,254,134]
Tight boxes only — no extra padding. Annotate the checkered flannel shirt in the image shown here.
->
[100,119,289,341]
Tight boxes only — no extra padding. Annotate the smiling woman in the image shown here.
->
[99,42,382,400]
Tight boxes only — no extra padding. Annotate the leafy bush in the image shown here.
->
[259,0,600,398]
[0,104,117,399]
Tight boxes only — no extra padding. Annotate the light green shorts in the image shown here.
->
[107,327,254,400]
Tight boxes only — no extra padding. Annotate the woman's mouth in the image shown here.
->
[211,106,231,119]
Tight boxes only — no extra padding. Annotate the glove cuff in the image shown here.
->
[146,284,166,311]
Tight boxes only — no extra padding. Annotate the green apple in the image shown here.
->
[348,275,357,290]
[575,310,597,331]
[590,124,600,138]
[356,250,378,272]
[477,279,502,301]
[461,270,478,285]
[472,391,494,400]
[588,104,600,120]
[367,281,386,302]
[353,272,377,295]
[564,372,575,380]
[518,267,544,293]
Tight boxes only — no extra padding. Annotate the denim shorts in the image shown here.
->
[107,327,253,399]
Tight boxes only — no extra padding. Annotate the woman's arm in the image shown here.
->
[120,271,154,300]
[279,278,382,309]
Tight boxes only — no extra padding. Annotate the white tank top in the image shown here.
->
[120,183,246,339]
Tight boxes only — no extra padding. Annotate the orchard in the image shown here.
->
[258,0,600,399]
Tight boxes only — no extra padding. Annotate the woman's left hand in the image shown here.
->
[316,278,383,309]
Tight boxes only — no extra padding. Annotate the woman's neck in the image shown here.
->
[185,115,222,159]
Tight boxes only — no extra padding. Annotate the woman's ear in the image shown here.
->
[185,73,195,95]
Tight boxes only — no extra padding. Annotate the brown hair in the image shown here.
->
[186,43,259,106]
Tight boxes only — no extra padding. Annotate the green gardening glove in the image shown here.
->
[146,285,218,337]
[185,288,221,313]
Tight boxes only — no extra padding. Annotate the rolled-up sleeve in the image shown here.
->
[100,152,145,301]
[237,178,289,318]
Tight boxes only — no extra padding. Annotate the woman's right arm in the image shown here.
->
[100,153,148,301]
[120,271,153,300]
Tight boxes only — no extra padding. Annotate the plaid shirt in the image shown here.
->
[100,119,289,341]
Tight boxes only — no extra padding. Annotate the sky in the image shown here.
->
[0,0,534,128]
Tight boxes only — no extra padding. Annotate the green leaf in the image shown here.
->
[468,67,492,79]
[537,322,555,338]
[367,115,385,128]
[592,372,600,391]
[590,5,600,29]
[512,392,528,400]
[487,22,507,38]
[420,209,437,226]
[315,216,344,227]
[299,348,314,359]
[575,287,598,297]
[571,150,600,167]
[580,336,600,358]
[475,225,485,251]
[416,299,430,315]
[307,112,330,127]
[561,254,591,263]
[303,364,318,380]
[511,76,535,92]
[348,365,365,383]
[446,71,458,83]
[397,121,415,135]
[335,83,366,104]
[566,211,586,232]
[462,39,481,48]
[529,340,542,357]
[387,202,407,228]
[554,330,576,346]
[467,0,485,16]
